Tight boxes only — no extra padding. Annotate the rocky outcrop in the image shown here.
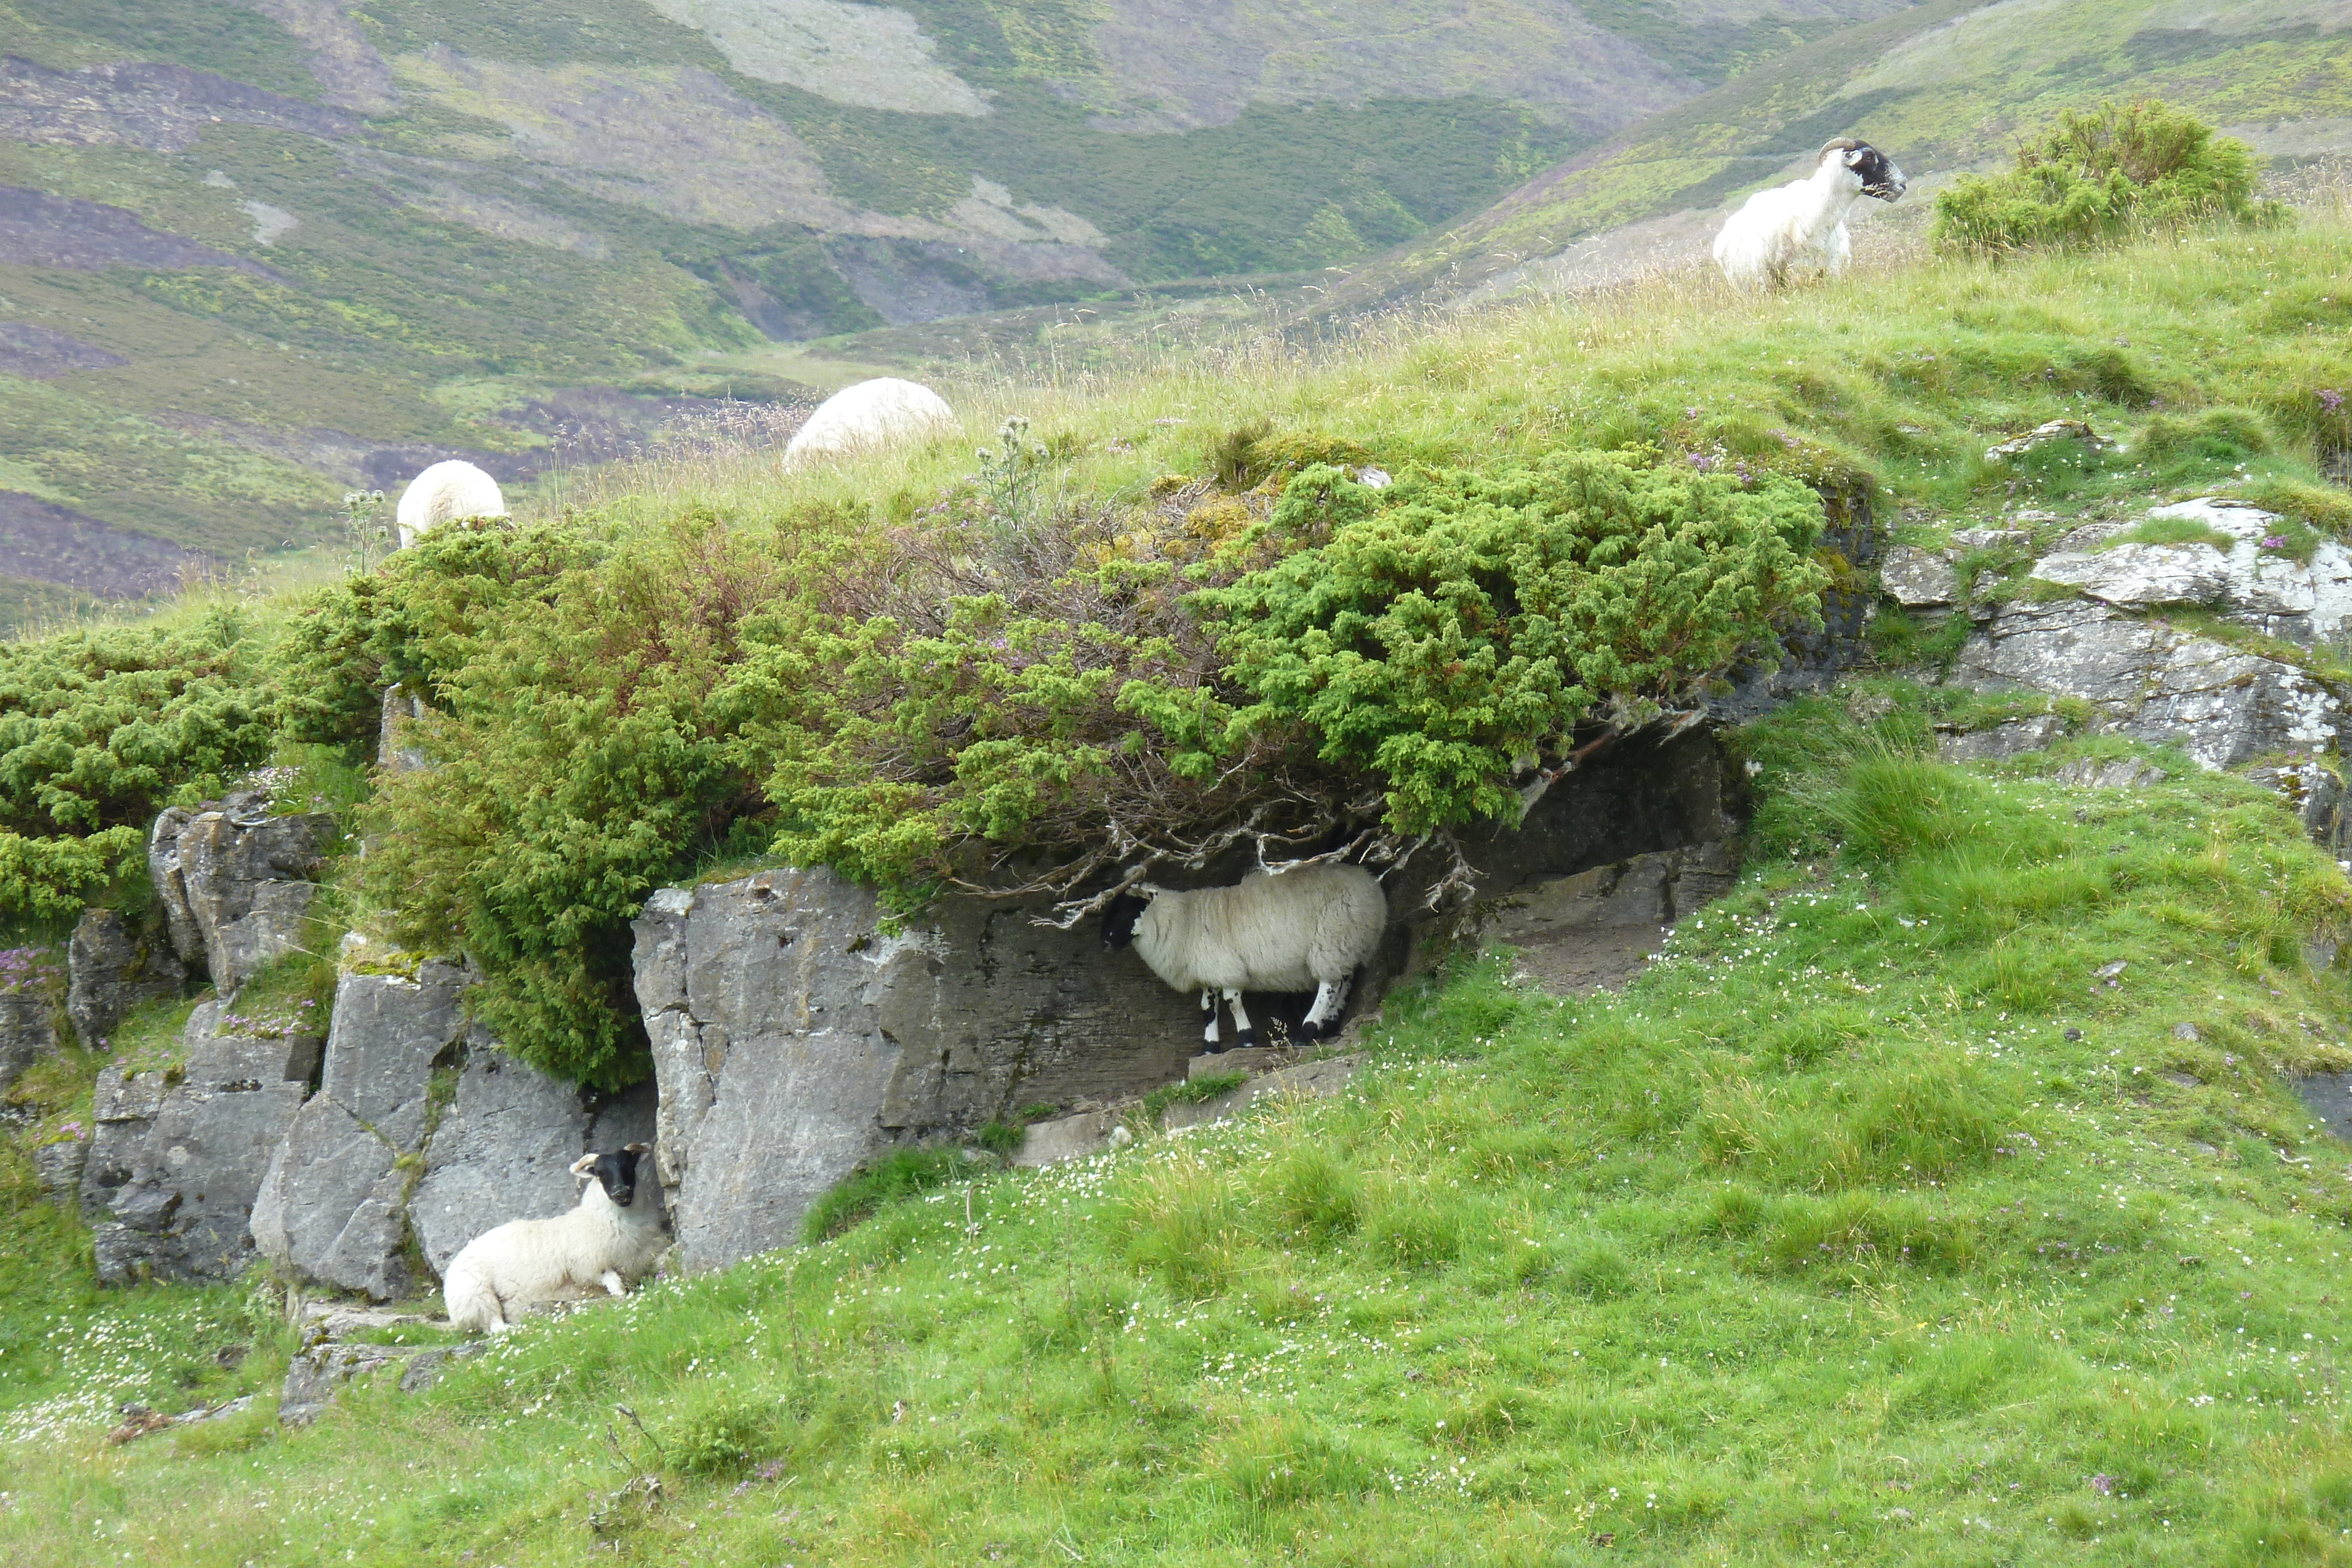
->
[636,724,1747,1272]
[409,1049,656,1278]
[66,908,186,1051]
[1956,597,2340,770]
[88,1000,322,1285]
[252,961,662,1299]
[0,945,62,1094]
[633,868,1204,1272]
[149,790,339,992]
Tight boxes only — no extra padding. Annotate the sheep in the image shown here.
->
[782,377,956,467]
[1101,862,1387,1051]
[1713,139,1907,293]
[395,459,507,549]
[442,1144,666,1333]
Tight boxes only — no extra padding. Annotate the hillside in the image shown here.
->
[1325,0,2352,306]
[0,180,2350,1563]
[3,696,2349,1565]
[0,0,1913,626]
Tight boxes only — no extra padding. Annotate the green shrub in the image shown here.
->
[669,1393,782,1477]
[1934,100,2280,253]
[1196,453,1829,833]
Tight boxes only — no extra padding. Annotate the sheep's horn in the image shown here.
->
[623,1142,649,1154]
[567,1152,598,1178]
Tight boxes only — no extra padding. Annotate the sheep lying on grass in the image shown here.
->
[783,377,956,466]
[395,460,507,549]
[1102,864,1387,1050]
[443,1145,665,1333]
[1713,138,1907,292]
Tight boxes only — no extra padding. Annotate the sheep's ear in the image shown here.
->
[624,1142,649,1155]
[1843,146,1870,168]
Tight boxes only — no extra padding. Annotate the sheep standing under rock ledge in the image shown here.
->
[443,1145,665,1333]
[1102,863,1387,1051]
[1713,138,1907,293]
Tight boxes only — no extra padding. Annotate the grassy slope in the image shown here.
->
[2,0,1895,599]
[1,693,2348,1565]
[1330,0,2352,308]
[0,215,2346,1562]
[597,211,2352,557]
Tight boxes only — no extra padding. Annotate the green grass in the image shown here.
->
[2,690,2349,1563]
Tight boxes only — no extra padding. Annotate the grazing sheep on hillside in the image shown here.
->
[1102,864,1387,1050]
[783,377,956,466]
[443,1145,665,1333]
[395,460,507,549]
[1713,139,1907,293]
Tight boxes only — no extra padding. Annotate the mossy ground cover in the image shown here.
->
[1,693,2348,1564]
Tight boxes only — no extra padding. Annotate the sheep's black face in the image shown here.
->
[592,1148,640,1208]
[1101,893,1146,952]
[1844,143,1907,201]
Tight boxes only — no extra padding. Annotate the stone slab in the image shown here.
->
[1160,1055,1361,1131]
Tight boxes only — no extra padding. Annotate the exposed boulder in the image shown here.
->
[1879,544,1959,609]
[1984,419,2112,463]
[66,908,185,1051]
[1937,714,2068,763]
[32,1135,88,1206]
[0,945,62,1094]
[253,959,665,1298]
[633,868,1204,1272]
[2249,758,2351,864]
[409,1051,659,1278]
[251,964,472,1300]
[89,999,322,1285]
[149,790,339,992]
[378,685,429,774]
[1956,597,2340,770]
[2026,500,2352,643]
[81,1057,170,1222]
[636,726,1747,1271]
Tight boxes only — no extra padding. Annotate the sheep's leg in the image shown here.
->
[1299,975,1353,1039]
[1201,989,1220,1046]
[1225,989,1255,1048]
[600,1269,626,1298]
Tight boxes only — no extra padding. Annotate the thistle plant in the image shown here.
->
[975,416,1052,534]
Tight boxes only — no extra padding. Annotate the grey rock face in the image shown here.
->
[1879,544,1959,607]
[81,1058,170,1221]
[250,964,472,1299]
[279,1340,482,1427]
[2027,499,2352,644]
[66,908,185,1051]
[0,982,59,1095]
[634,867,1205,1272]
[2248,759,2352,864]
[1956,597,2340,770]
[89,1000,320,1285]
[409,1057,660,1278]
[32,1136,88,1206]
[378,684,429,774]
[1984,419,2112,462]
[1936,714,2067,763]
[149,790,339,991]
[253,960,665,1298]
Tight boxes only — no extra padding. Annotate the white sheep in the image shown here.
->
[783,377,956,466]
[442,1145,665,1333]
[1713,139,1907,293]
[395,459,507,549]
[1101,863,1387,1049]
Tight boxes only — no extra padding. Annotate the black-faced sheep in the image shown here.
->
[395,459,508,549]
[1101,863,1387,1050]
[1713,139,1907,293]
[443,1145,665,1333]
[783,377,956,466]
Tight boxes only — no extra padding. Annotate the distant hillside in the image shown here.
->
[1329,0,2352,307]
[0,0,1915,624]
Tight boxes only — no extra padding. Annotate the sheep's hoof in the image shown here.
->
[1295,1019,1324,1042]
[1235,1029,1258,1047]
[1201,1041,1230,1055]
